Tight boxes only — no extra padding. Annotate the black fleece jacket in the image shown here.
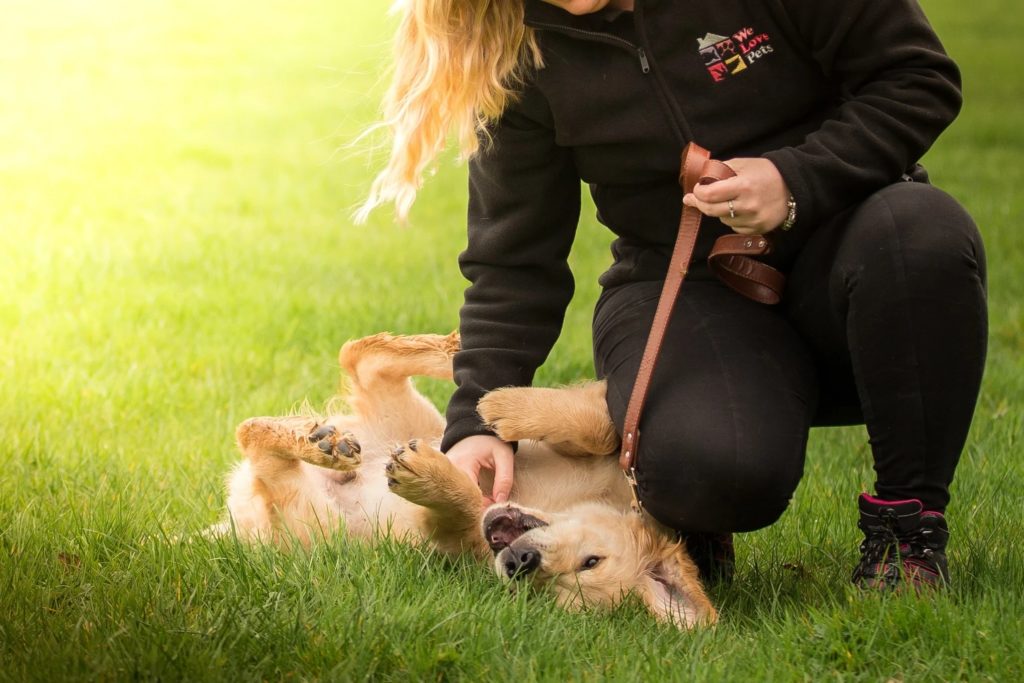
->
[440,0,962,452]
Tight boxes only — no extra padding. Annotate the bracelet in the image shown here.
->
[781,195,797,231]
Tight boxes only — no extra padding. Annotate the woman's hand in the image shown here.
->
[682,157,791,235]
[446,434,515,507]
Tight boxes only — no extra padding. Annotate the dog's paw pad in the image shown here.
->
[386,439,438,486]
[385,451,408,489]
[385,440,455,504]
[309,425,337,443]
[303,425,361,469]
[336,431,360,457]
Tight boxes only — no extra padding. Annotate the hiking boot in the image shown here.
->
[682,532,735,585]
[851,493,950,591]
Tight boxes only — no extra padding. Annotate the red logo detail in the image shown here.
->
[697,27,775,83]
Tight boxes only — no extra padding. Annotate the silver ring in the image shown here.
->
[728,199,736,219]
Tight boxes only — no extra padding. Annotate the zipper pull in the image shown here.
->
[638,48,651,74]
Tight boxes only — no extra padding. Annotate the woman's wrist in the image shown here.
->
[780,195,797,231]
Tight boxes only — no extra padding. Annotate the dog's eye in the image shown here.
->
[580,556,603,571]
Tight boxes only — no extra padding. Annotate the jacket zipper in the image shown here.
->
[527,15,691,145]
[526,21,650,74]
[633,1,692,145]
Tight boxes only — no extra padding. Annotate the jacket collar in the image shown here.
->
[523,0,633,32]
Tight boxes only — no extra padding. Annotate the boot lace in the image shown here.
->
[854,508,946,586]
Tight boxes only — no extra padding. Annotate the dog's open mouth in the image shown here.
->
[482,506,548,554]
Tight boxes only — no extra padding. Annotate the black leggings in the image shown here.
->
[594,183,987,533]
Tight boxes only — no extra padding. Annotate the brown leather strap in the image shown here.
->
[690,157,786,306]
[709,235,786,305]
[618,143,786,475]
[698,159,736,187]
[619,143,709,472]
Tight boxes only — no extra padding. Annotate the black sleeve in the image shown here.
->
[763,0,962,228]
[440,86,582,452]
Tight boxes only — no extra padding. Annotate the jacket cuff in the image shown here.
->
[440,416,519,454]
[762,148,813,231]
[440,416,494,453]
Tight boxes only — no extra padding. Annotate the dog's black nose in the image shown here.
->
[504,549,541,579]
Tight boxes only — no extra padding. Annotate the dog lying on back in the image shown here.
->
[210,332,715,628]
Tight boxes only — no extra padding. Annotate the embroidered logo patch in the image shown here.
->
[697,28,774,83]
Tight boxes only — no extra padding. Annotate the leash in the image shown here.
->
[619,142,785,512]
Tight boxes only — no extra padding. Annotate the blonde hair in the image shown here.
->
[356,0,542,223]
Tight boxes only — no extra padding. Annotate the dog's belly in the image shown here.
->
[322,452,425,540]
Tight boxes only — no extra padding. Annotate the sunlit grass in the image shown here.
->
[1,0,1022,680]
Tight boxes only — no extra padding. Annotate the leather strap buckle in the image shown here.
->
[623,467,643,514]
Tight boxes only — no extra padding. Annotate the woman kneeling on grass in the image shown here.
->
[359,0,987,590]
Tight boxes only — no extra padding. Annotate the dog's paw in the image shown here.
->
[477,387,543,443]
[300,424,361,470]
[385,440,457,506]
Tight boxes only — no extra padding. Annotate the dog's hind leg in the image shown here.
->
[215,417,359,545]
[385,439,488,556]
[236,416,361,477]
[477,381,620,458]
[337,332,459,441]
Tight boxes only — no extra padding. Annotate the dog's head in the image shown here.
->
[482,503,716,629]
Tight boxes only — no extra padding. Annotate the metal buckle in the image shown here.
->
[623,467,643,514]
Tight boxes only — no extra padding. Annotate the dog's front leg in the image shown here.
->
[477,381,619,458]
[385,440,487,556]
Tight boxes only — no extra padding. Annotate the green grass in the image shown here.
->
[1,0,1022,680]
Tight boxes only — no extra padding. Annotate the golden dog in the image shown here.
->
[210,332,715,628]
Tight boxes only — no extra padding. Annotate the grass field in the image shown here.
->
[1,1,1022,680]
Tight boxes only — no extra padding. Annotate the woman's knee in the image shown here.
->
[839,183,985,283]
[635,428,806,533]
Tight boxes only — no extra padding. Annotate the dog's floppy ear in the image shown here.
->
[638,546,717,629]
